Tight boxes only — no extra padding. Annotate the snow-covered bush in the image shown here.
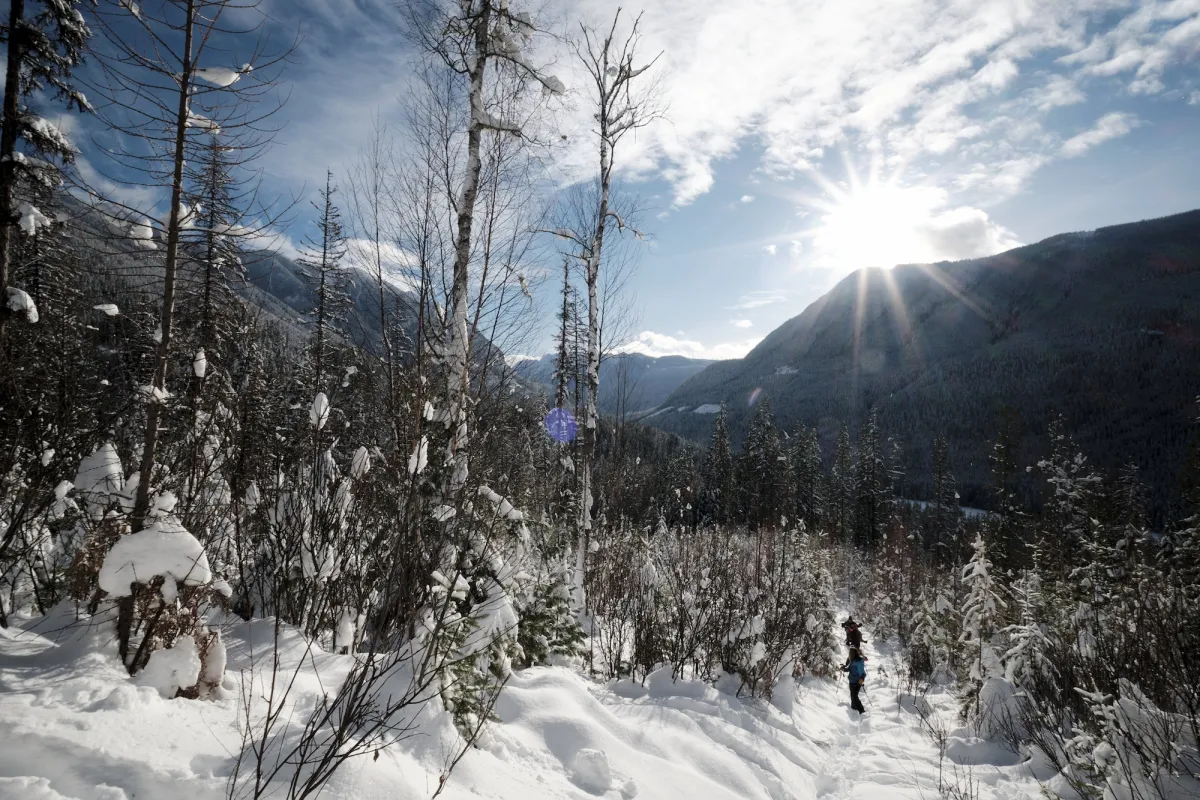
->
[588,520,836,697]
[96,490,230,695]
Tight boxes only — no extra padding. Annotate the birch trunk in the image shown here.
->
[443,3,492,496]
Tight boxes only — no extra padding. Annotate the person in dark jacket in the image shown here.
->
[845,622,863,650]
[841,647,867,714]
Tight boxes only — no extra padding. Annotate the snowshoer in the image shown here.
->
[841,618,867,650]
[842,647,866,714]
[845,622,864,650]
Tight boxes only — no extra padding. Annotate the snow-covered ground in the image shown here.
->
[0,607,1044,800]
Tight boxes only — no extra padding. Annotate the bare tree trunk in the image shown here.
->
[578,133,610,609]
[571,10,661,609]
[131,0,196,531]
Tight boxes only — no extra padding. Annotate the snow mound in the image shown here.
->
[98,517,212,595]
[138,635,201,698]
[646,664,713,699]
[692,404,722,414]
[74,443,124,517]
[570,748,612,794]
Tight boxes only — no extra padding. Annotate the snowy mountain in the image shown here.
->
[645,208,1200,520]
[512,352,715,413]
[236,249,420,357]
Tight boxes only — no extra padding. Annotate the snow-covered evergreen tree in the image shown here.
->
[1001,564,1055,694]
[959,531,1007,717]
[928,434,958,560]
[738,398,792,530]
[854,408,888,548]
[700,404,735,524]
[830,424,854,544]
[0,0,91,335]
[791,426,824,533]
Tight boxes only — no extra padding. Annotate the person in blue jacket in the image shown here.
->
[841,647,866,714]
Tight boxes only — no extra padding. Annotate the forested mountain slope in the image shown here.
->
[514,352,714,413]
[650,209,1200,521]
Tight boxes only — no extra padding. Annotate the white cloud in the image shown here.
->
[1029,74,1087,111]
[730,318,753,328]
[1070,3,1200,95]
[1190,90,1200,105]
[557,0,1195,206]
[1061,112,1141,158]
[728,290,788,310]
[740,194,755,203]
[345,238,420,291]
[619,330,762,360]
[763,244,777,256]
[789,240,803,258]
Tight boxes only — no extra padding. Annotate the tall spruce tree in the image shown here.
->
[700,404,735,524]
[0,0,90,337]
[831,424,854,544]
[300,171,350,396]
[792,426,823,532]
[854,407,888,548]
[988,406,1024,574]
[929,434,958,560]
[1038,416,1100,577]
[738,398,792,530]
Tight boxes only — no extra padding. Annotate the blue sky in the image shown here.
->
[60,0,1200,360]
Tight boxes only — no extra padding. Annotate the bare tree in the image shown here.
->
[567,9,662,605]
[345,116,403,440]
[403,0,564,499]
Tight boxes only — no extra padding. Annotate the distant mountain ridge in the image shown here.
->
[644,208,1200,522]
[514,352,715,414]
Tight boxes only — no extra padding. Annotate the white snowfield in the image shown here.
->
[0,608,1044,800]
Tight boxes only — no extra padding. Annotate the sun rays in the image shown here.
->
[780,155,1005,400]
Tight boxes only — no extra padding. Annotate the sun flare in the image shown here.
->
[812,184,942,271]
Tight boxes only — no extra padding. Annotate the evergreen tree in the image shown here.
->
[1001,562,1055,694]
[0,0,91,336]
[737,398,792,530]
[854,407,888,548]
[791,426,824,532]
[988,407,1024,575]
[553,257,574,410]
[182,134,245,359]
[831,424,854,544]
[1037,416,1101,577]
[299,171,350,395]
[959,531,1007,717]
[928,434,958,561]
[700,404,735,524]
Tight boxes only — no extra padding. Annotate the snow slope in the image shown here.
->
[0,607,1044,800]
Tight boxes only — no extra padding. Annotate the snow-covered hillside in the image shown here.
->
[0,608,1045,800]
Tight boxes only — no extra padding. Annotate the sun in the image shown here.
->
[812,184,941,272]
[782,154,969,279]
